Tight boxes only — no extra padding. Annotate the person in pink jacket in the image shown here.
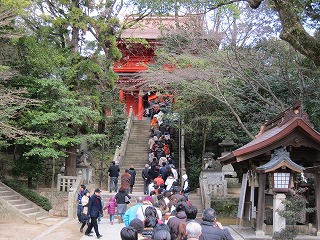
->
[103,196,117,225]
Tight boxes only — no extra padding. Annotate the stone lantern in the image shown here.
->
[219,139,238,187]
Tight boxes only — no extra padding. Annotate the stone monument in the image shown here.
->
[219,139,240,188]
[199,152,227,208]
[76,150,92,184]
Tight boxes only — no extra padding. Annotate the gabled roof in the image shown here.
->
[256,148,305,173]
[219,101,320,165]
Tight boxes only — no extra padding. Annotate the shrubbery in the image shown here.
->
[211,198,238,217]
[2,179,52,211]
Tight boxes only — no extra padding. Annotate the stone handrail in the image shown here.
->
[67,173,83,218]
[113,106,134,167]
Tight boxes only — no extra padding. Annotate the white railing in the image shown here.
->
[57,174,78,192]
[112,106,134,167]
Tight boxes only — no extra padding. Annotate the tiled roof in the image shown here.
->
[218,101,320,164]
[256,148,305,173]
[120,15,204,39]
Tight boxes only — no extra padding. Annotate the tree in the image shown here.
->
[135,0,320,65]
[135,10,320,141]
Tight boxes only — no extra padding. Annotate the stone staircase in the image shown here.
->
[0,182,48,223]
[103,119,204,219]
[120,119,151,194]
[188,193,204,219]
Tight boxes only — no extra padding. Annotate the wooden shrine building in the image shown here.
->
[219,101,320,236]
[113,15,203,119]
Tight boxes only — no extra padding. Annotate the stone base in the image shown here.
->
[255,230,265,236]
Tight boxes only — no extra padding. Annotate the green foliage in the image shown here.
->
[211,198,239,217]
[2,178,52,211]
[273,194,316,240]
[186,156,202,190]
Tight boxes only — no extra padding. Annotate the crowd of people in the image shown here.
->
[75,106,234,239]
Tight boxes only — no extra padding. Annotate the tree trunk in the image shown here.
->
[65,145,77,176]
[201,126,207,169]
[273,0,320,66]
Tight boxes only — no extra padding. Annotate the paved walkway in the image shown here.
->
[79,218,125,240]
[77,218,245,240]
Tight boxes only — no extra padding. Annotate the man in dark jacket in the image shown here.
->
[167,202,187,239]
[108,161,120,193]
[199,208,234,240]
[142,164,149,195]
[85,188,103,239]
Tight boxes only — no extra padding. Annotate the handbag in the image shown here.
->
[125,195,130,204]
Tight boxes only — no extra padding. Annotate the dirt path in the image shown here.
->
[0,217,81,240]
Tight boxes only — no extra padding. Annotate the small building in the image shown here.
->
[218,101,320,236]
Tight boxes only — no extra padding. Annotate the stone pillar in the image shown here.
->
[273,193,286,233]
[256,173,266,236]
[138,89,143,120]
[68,187,75,218]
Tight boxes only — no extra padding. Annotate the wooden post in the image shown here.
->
[119,89,125,103]
[315,169,320,236]
[138,89,144,120]
[255,172,266,236]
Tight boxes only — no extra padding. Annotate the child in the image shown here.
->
[103,196,117,225]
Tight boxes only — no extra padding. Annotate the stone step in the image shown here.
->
[26,212,40,218]
[1,195,19,201]
[13,203,33,210]
[1,190,15,196]
[21,207,39,214]
[7,199,26,205]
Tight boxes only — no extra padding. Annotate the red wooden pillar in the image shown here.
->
[138,89,144,120]
[119,89,125,103]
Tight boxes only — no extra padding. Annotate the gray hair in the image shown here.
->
[202,208,216,222]
[186,221,202,238]
[136,196,144,203]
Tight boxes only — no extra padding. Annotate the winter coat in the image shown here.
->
[121,172,131,189]
[104,196,117,215]
[88,193,102,218]
[115,191,131,204]
[81,195,90,215]
[167,211,187,240]
[199,221,234,240]
[128,168,136,186]
[142,167,149,180]
[108,164,120,177]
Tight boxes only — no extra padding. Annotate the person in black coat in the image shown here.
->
[84,189,103,239]
[142,164,149,195]
[128,165,136,194]
[108,161,120,193]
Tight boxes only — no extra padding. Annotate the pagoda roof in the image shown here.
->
[219,101,320,165]
[119,15,204,39]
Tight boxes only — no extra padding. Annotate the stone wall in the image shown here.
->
[37,188,68,217]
